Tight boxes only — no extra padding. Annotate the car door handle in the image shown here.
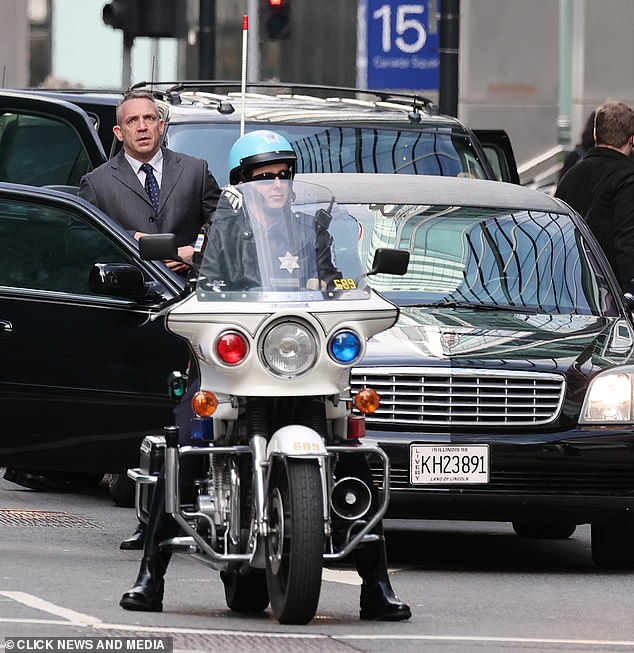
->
[0,319,13,334]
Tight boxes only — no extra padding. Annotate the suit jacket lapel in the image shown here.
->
[159,148,185,210]
[111,150,153,209]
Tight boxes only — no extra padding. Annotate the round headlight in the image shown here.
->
[329,330,362,364]
[261,322,317,377]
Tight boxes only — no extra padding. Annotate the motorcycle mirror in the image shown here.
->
[139,233,179,261]
[367,248,410,277]
[139,233,199,284]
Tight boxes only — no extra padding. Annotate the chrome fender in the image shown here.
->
[267,425,328,458]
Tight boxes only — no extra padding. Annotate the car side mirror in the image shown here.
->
[367,248,410,276]
[89,263,151,298]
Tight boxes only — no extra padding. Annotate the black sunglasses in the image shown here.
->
[249,169,293,182]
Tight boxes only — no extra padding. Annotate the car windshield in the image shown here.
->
[338,203,614,317]
[166,123,489,186]
[197,180,368,303]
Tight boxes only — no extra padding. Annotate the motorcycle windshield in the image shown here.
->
[197,179,369,302]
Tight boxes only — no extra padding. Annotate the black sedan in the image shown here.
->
[297,173,634,570]
[0,182,189,480]
[3,169,634,571]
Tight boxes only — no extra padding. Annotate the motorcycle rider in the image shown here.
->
[120,130,411,621]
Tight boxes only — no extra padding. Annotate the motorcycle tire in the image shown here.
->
[221,569,269,612]
[265,457,324,625]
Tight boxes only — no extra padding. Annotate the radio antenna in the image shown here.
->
[150,51,157,90]
[240,14,248,136]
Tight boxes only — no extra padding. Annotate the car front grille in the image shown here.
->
[370,467,634,494]
[351,367,565,427]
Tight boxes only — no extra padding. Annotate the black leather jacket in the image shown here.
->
[556,146,634,289]
[200,193,340,292]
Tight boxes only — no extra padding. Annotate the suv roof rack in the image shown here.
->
[129,80,435,117]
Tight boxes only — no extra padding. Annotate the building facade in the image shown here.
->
[3,0,634,171]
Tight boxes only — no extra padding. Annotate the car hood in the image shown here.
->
[361,306,634,372]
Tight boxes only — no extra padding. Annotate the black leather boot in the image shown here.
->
[119,550,171,612]
[120,478,177,612]
[120,522,146,550]
[355,537,411,621]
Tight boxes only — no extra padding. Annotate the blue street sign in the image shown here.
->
[359,0,439,91]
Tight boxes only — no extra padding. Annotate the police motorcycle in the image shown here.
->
[127,179,409,625]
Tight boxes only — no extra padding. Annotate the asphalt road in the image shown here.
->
[2,471,634,653]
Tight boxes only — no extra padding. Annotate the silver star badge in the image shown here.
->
[278,251,300,274]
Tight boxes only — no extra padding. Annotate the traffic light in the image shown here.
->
[261,0,291,40]
[103,0,138,34]
[103,0,186,38]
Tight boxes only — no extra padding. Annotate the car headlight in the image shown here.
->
[579,368,634,424]
[261,321,317,378]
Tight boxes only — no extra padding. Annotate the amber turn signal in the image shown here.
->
[192,390,218,417]
[353,388,380,414]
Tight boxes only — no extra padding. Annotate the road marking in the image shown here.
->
[321,567,405,585]
[0,591,101,625]
[322,568,361,586]
[0,619,74,625]
[3,592,634,650]
[339,634,634,648]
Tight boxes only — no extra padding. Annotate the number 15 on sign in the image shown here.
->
[360,0,439,91]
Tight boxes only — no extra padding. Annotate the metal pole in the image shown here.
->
[122,31,133,89]
[199,0,215,79]
[247,0,260,81]
[558,0,573,147]
[439,0,459,117]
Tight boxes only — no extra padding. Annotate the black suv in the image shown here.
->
[1,82,518,189]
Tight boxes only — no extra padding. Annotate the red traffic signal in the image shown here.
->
[261,0,291,40]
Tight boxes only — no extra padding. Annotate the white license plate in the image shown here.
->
[410,444,490,485]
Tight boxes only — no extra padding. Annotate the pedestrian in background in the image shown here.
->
[558,109,596,180]
[555,100,634,290]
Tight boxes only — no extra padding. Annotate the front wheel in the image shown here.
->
[265,458,324,624]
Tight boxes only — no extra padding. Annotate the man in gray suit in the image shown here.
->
[79,90,220,550]
[79,90,220,273]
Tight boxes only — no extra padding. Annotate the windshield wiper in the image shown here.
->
[400,300,539,314]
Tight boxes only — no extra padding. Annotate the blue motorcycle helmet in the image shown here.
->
[228,130,297,184]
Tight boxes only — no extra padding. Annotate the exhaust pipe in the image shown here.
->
[331,476,372,520]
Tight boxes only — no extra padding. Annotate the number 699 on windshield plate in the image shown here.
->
[410,444,490,485]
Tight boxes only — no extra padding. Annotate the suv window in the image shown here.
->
[0,112,93,186]
[0,197,130,294]
[166,123,489,187]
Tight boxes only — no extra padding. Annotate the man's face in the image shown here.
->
[113,97,164,162]
[248,162,291,210]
